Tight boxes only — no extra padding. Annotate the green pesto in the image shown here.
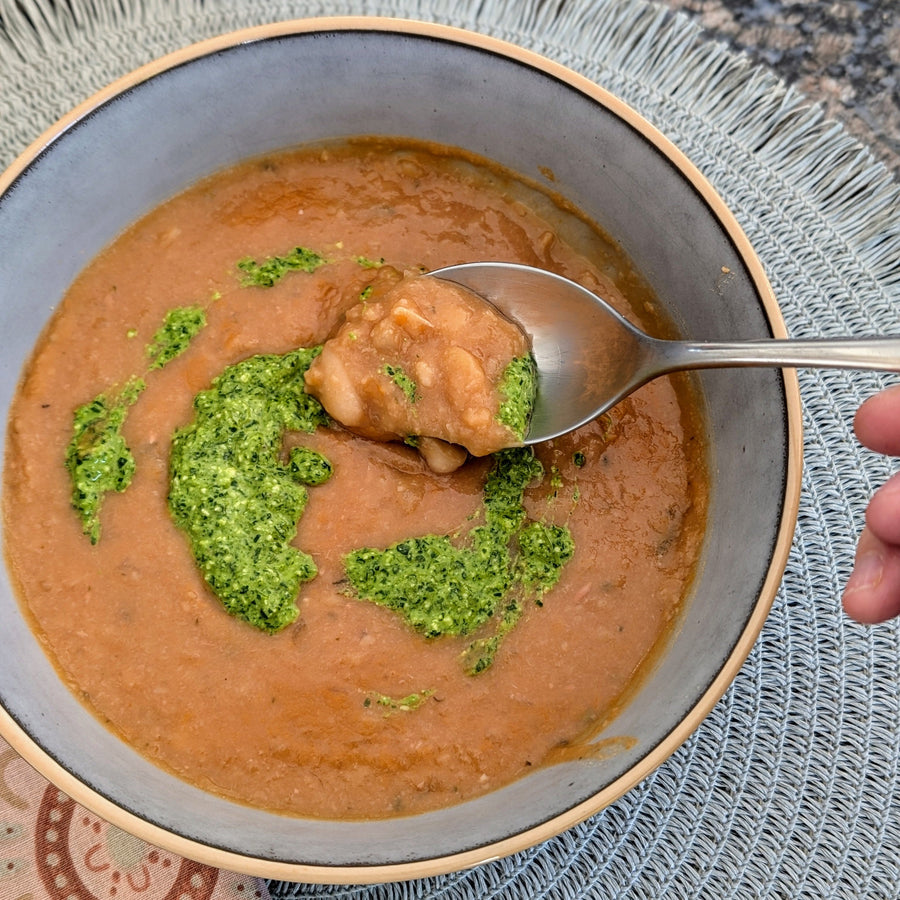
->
[344,447,574,673]
[549,465,563,491]
[287,446,333,486]
[345,534,504,637]
[573,451,587,468]
[481,447,543,535]
[364,690,434,715]
[237,246,326,288]
[516,522,575,595]
[65,378,145,544]
[168,348,331,633]
[147,305,206,370]
[353,255,384,269]
[383,364,417,403]
[599,412,616,441]
[497,354,537,441]
[460,598,522,675]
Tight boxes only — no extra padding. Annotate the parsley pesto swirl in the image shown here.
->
[167,347,331,632]
[344,447,574,673]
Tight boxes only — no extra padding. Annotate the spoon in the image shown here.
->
[431,261,900,445]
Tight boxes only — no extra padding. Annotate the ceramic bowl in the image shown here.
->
[0,17,801,883]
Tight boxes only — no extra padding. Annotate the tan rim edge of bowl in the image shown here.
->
[0,15,804,884]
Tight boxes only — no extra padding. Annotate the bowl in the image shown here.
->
[0,17,801,883]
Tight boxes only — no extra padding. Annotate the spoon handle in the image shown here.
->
[662,336,900,373]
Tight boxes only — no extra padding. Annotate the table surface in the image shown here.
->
[2,1,900,898]
[663,0,900,180]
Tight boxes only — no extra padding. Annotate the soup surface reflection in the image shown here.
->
[3,139,708,819]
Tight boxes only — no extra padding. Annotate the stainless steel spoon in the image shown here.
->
[432,261,900,445]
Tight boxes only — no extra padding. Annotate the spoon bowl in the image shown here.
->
[433,262,900,444]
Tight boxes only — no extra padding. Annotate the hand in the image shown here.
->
[843,384,900,623]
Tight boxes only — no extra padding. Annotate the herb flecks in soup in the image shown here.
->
[168,347,329,633]
[237,245,327,287]
[365,689,434,716]
[4,139,709,819]
[304,272,536,469]
[147,305,207,370]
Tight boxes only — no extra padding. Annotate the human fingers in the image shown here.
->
[842,525,900,624]
[854,383,900,456]
[863,469,900,546]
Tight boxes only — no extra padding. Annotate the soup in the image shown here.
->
[2,138,708,819]
[304,269,537,469]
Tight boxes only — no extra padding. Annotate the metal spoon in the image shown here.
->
[431,261,900,445]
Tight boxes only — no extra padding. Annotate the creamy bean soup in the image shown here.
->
[304,270,536,472]
[3,138,709,819]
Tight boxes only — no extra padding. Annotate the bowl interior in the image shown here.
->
[0,21,798,879]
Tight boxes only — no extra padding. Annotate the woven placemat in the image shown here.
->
[3,0,900,896]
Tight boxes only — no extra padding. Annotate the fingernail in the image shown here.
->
[846,552,884,593]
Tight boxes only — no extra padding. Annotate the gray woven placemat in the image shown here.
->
[3,0,900,896]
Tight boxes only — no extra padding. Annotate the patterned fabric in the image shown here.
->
[0,735,267,900]
[1,0,899,897]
